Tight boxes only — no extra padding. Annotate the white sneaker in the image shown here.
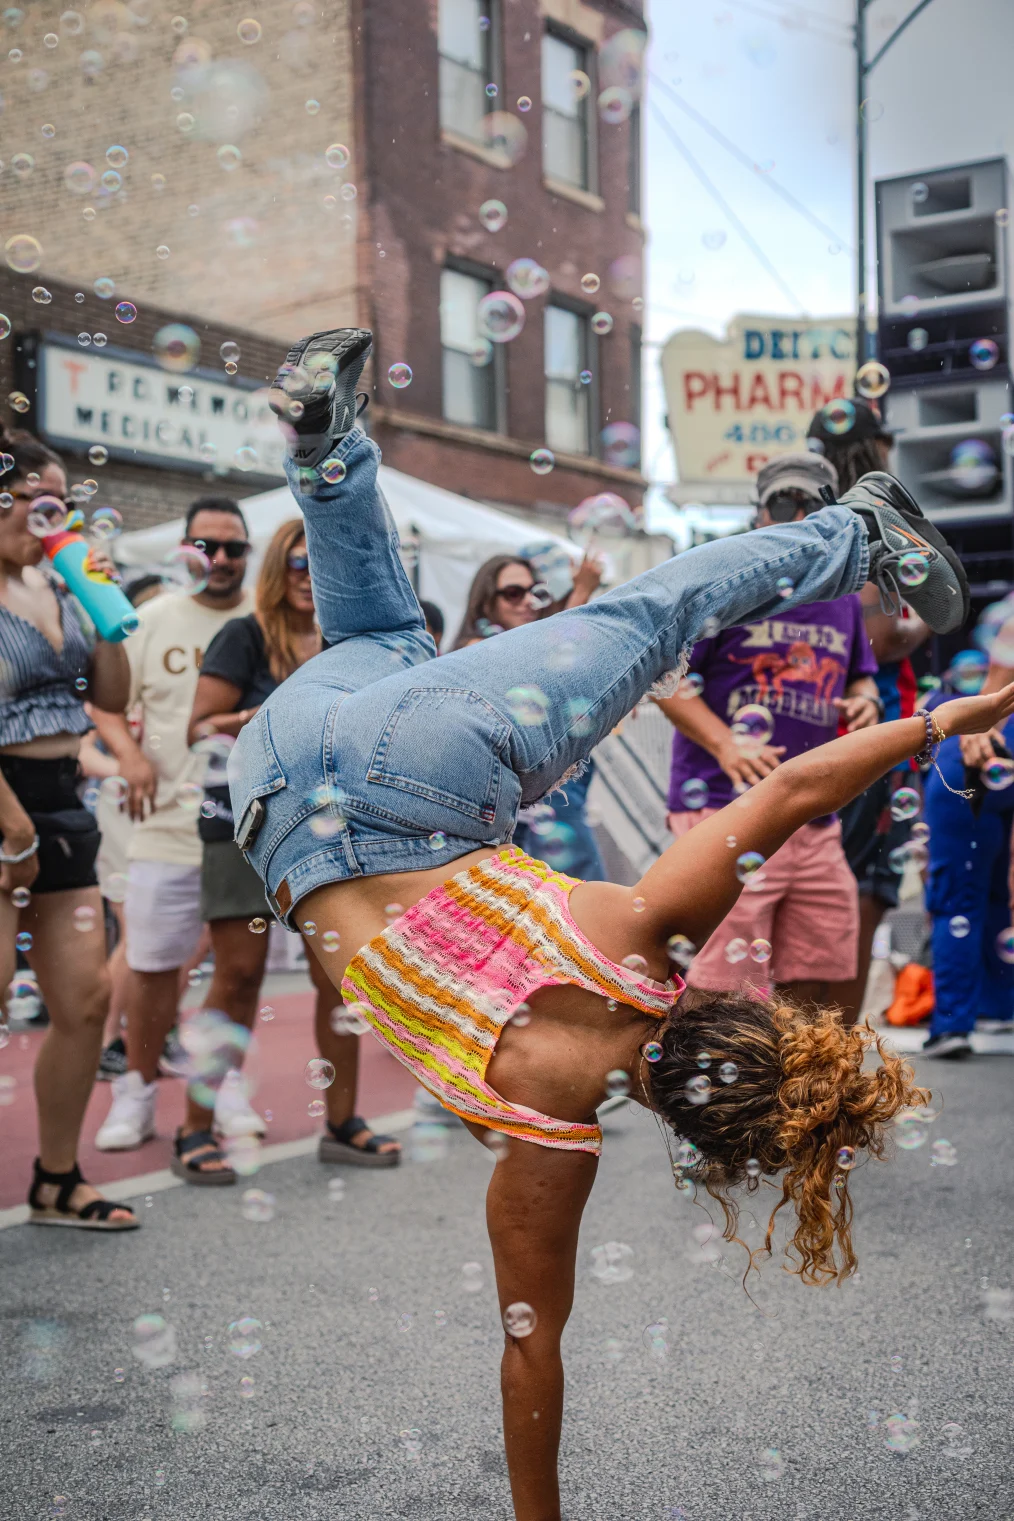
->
[214,1070,266,1139]
[95,1070,157,1151]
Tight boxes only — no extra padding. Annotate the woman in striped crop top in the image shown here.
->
[232,328,1001,1521]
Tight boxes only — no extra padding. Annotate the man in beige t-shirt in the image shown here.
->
[91,498,253,1156]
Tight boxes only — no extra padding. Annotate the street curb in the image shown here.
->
[0,1106,418,1232]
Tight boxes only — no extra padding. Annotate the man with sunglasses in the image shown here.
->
[93,498,255,1157]
[658,453,882,1011]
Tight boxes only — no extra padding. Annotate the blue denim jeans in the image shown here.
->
[229,427,869,925]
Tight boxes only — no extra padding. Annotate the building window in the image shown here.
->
[544,304,591,455]
[441,267,497,431]
[628,102,641,217]
[438,0,495,143]
[542,30,591,189]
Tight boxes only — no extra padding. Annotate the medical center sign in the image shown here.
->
[661,314,856,504]
[36,334,285,479]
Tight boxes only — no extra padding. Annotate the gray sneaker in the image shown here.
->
[269,327,373,469]
[839,471,970,635]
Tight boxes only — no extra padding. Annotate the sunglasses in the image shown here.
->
[184,537,251,560]
[287,551,309,572]
[496,583,537,605]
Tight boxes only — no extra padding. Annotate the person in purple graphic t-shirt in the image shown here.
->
[660,455,881,1015]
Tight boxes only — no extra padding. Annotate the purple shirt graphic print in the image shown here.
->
[667,595,877,818]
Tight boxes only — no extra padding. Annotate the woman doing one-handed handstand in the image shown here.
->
[230,329,1002,1521]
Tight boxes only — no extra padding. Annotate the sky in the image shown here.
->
[641,0,1014,537]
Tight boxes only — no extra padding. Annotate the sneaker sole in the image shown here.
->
[94,1130,156,1152]
[317,1135,401,1168]
[922,1042,973,1059]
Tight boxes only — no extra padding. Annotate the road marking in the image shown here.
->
[0,1107,418,1232]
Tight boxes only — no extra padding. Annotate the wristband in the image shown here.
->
[912,708,973,800]
[0,832,39,865]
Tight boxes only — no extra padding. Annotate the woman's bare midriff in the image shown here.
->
[295,853,661,1128]
[0,732,82,759]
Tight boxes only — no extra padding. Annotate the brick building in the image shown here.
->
[0,0,646,530]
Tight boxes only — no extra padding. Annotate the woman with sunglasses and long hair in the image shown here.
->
[0,425,139,1230]
[452,551,602,650]
[185,517,401,1179]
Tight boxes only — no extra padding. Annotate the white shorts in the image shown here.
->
[124,860,204,973]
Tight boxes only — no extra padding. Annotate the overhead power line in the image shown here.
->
[648,101,808,315]
[649,72,854,252]
[716,0,853,44]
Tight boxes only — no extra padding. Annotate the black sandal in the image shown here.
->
[170,1128,236,1187]
[28,1159,139,1231]
[317,1115,401,1168]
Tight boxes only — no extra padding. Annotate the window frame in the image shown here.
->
[627,323,642,470]
[541,22,597,195]
[627,101,642,218]
[437,0,502,146]
[439,258,506,435]
[543,294,597,458]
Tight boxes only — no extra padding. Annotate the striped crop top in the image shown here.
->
[341,845,684,1155]
[0,576,94,748]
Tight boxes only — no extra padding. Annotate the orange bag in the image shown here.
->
[884,963,934,1027]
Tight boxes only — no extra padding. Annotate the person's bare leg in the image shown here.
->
[830,893,888,1027]
[183,917,268,1135]
[24,887,134,1220]
[103,902,129,1044]
[126,967,181,1084]
[307,947,400,1155]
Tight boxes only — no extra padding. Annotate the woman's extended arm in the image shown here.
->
[626,684,1014,954]
[485,1139,598,1521]
[187,673,255,746]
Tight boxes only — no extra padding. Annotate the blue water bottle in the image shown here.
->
[42,527,139,642]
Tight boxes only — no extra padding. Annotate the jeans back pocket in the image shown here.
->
[366,687,512,824]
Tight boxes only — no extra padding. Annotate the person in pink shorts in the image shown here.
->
[661,454,882,1014]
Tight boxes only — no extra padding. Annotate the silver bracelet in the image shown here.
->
[0,832,39,864]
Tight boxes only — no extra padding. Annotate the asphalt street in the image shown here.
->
[2,1051,1012,1521]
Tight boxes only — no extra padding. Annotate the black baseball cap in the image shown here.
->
[806,395,893,449]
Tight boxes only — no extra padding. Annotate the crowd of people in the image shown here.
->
[1,352,1011,1253]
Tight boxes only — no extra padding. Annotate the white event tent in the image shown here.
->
[115,464,580,643]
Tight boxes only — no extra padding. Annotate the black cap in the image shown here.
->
[806,395,893,449]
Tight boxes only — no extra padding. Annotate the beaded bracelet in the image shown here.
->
[912,708,975,799]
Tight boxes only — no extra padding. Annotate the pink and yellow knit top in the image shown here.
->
[341,845,683,1155]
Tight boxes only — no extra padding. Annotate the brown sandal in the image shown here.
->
[170,1128,236,1187]
[28,1159,139,1231]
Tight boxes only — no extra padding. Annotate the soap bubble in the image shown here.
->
[11,887,30,908]
[479,112,527,165]
[505,257,550,299]
[749,937,772,963]
[677,673,704,699]
[836,1145,856,1171]
[996,928,1014,963]
[305,1058,335,1090]
[132,1313,177,1369]
[568,491,636,538]
[679,778,709,810]
[591,312,614,336]
[387,362,412,388]
[642,1320,670,1360]
[599,85,633,123]
[320,930,340,954]
[580,272,601,295]
[897,550,929,588]
[890,787,920,821]
[15,931,32,952]
[684,1074,711,1105]
[730,703,774,749]
[27,496,69,537]
[622,953,648,973]
[735,851,765,884]
[702,229,727,251]
[88,444,109,466]
[91,505,123,541]
[894,1109,927,1149]
[950,438,997,493]
[775,575,793,598]
[478,198,507,232]
[948,915,971,938]
[73,905,97,933]
[855,360,890,399]
[758,1448,785,1482]
[642,1041,663,1063]
[8,392,30,414]
[427,830,447,850]
[666,934,696,969]
[64,160,96,194]
[321,458,347,485]
[746,1157,762,1178]
[529,448,554,475]
[461,1261,484,1293]
[589,1241,634,1284]
[820,398,856,436]
[248,917,267,935]
[505,686,549,725]
[724,937,748,963]
[907,327,929,351]
[161,545,210,594]
[884,1413,920,1454]
[718,1061,738,1084]
[983,757,1014,791]
[325,143,350,169]
[477,290,526,343]
[5,234,42,274]
[237,17,261,43]
[604,1069,630,1098]
[153,323,200,372]
[930,1139,958,1168]
[227,1316,262,1359]
[949,649,988,694]
[969,338,999,371]
[241,1188,275,1222]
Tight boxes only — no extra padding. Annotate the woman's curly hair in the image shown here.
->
[648,990,929,1285]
